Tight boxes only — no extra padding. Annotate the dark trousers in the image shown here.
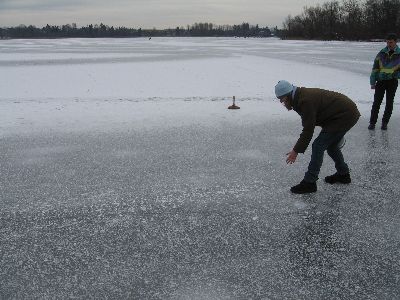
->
[369,79,398,125]
[304,131,349,183]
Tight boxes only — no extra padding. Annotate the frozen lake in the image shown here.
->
[0,37,399,299]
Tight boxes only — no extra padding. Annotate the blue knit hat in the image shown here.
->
[275,80,293,98]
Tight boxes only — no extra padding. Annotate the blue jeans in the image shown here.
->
[304,131,349,183]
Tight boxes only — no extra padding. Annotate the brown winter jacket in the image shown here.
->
[291,87,360,154]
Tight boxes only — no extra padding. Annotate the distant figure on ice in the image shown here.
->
[368,33,400,130]
[274,80,360,194]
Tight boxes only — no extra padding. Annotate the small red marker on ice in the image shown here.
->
[228,96,240,109]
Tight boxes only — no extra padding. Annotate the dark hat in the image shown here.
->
[386,33,397,41]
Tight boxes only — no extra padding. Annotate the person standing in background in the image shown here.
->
[369,33,400,130]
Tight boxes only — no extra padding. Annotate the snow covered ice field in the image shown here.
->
[0,37,400,299]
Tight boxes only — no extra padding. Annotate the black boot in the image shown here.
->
[290,180,317,194]
[368,123,375,130]
[324,172,351,184]
[381,122,388,130]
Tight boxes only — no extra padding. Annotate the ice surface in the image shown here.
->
[0,37,399,299]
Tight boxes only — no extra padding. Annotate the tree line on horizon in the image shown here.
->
[0,22,273,39]
[283,0,400,40]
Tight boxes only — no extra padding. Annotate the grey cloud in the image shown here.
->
[0,0,328,28]
[0,0,89,10]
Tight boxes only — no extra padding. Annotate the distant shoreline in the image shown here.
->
[0,22,274,39]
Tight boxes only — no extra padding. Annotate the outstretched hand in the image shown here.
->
[286,149,298,164]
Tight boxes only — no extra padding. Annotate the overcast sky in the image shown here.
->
[0,0,328,29]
